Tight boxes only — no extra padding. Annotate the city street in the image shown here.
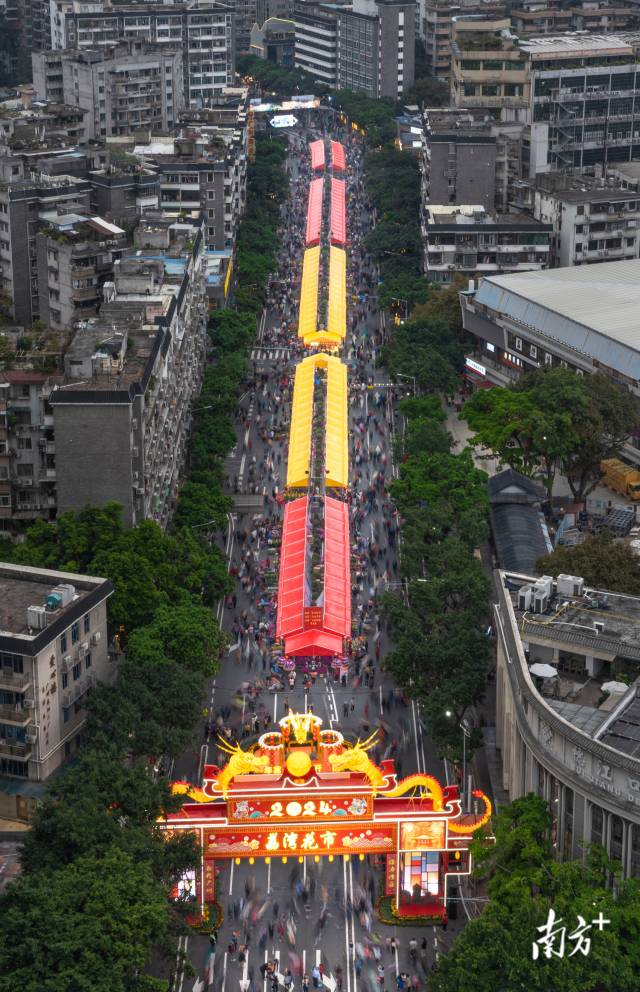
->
[171,123,474,992]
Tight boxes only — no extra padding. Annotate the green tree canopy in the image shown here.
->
[431,795,640,992]
[464,368,640,500]
[0,847,171,992]
[537,532,640,597]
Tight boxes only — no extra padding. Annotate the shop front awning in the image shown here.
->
[298,246,320,340]
[306,177,323,247]
[324,496,351,637]
[331,140,346,173]
[330,178,346,246]
[276,496,308,640]
[309,139,325,171]
[327,246,347,341]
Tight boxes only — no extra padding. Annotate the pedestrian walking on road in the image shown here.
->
[311,965,321,989]
[343,700,349,718]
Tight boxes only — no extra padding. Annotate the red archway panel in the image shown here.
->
[309,140,325,171]
[306,178,323,246]
[324,495,351,637]
[331,140,345,173]
[276,496,308,640]
[330,178,346,247]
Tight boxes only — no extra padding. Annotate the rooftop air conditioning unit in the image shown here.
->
[27,605,48,630]
[25,732,37,744]
[62,655,72,672]
[556,574,585,597]
[80,641,89,655]
[534,575,554,598]
[91,632,101,645]
[594,621,605,634]
[533,589,550,614]
[518,586,533,611]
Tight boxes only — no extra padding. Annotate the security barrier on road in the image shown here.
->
[298,246,320,341]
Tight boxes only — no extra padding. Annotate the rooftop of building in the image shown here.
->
[533,172,640,203]
[473,260,640,376]
[500,570,640,753]
[427,204,550,228]
[518,31,637,56]
[608,160,640,180]
[0,562,111,645]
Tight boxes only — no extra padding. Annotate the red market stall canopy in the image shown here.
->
[323,496,351,638]
[305,177,323,247]
[330,178,346,247]
[309,140,325,172]
[276,496,308,641]
[331,140,346,173]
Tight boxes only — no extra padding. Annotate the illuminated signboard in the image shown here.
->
[465,358,486,376]
[228,795,372,822]
[400,821,445,851]
[303,606,323,628]
[205,823,396,859]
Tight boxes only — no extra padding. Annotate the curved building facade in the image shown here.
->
[494,570,640,879]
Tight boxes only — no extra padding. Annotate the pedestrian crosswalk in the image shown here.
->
[251,346,291,362]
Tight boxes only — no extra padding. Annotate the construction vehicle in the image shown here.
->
[600,458,640,501]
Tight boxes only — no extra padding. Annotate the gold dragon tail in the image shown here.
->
[171,781,211,804]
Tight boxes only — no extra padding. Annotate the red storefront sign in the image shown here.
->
[303,606,323,628]
[385,853,398,896]
[204,822,396,859]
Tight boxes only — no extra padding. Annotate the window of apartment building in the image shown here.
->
[16,464,33,477]
[575,224,584,233]
[627,238,635,247]
[0,466,7,480]
[0,653,23,673]
[544,353,553,365]
[610,814,624,864]
[515,337,523,352]
[17,437,31,450]
[85,652,92,670]
[63,706,70,723]
[530,345,537,360]
[74,699,83,714]
[575,243,583,254]
[71,621,80,645]
[64,740,71,757]
[60,633,67,653]
[62,672,68,690]
[83,613,90,634]
[577,205,585,215]
[72,662,81,681]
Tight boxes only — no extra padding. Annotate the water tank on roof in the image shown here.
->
[57,583,76,605]
[46,592,63,611]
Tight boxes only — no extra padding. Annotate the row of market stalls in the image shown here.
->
[276,140,352,660]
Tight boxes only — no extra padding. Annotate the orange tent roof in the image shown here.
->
[331,140,345,173]
[306,177,323,247]
[284,629,344,657]
[309,140,325,171]
[330,178,346,246]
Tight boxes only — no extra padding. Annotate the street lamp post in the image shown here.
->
[396,372,417,396]
[445,712,471,812]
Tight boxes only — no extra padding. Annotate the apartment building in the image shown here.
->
[423,203,551,283]
[527,173,640,267]
[422,108,524,213]
[0,372,59,529]
[511,2,639,38]
[0,562,112,820]
[224,0,258,52]
[49,0,235,107]
[451,17,531,117]
[50,222,209,528]
[32,43,185,140]
[250,17,296,67]
[294,0,341,87]
[459,259,640,407]
[494,570,640,880]
[423,0,505,80]
[131,121,248,251]
[336,0,415,99]
[1,0,50,78]
[36,212,130,330]
[423,118,497,211]
[258,0,294,22]
[0,173,93,328]
[88,165,160,228]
